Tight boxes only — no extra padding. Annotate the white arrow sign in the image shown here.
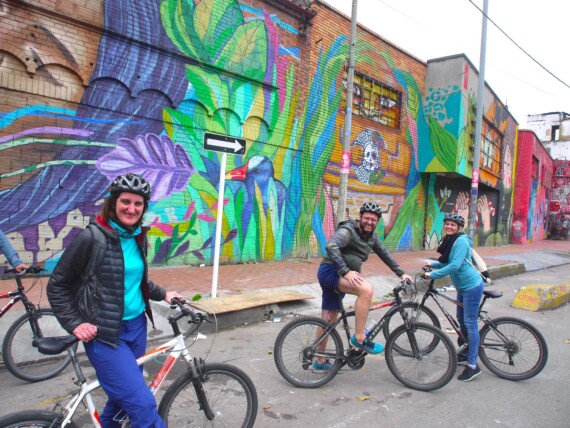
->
[203,132,246,154]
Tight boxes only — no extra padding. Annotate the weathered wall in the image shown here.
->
[423,55,517,247]
[512,130,553,244]
[550,160,570,240]
[1,0,431,272]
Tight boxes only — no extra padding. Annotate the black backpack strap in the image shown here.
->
[86,225,106,278]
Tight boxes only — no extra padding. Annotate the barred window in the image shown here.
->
[481,120,502,176]
[341,70,402,128]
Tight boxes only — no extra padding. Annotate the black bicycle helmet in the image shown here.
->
[359,202,382,218]
[109,173,151,201]
[444,212,465,227]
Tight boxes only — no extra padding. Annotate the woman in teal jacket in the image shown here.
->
[424,213,484,382]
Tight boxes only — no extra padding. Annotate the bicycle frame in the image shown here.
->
[0,276,29,318]
[414,279,496,347]
[57,328,197,427]
[314,283,412,362]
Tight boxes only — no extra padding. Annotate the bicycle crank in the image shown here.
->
[345,348,366,370]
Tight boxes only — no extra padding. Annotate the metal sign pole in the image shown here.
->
[211,152,227,298]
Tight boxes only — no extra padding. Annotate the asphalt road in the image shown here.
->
[1,264,569,427]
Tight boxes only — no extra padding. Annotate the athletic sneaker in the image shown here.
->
[350,335,384,354]
[312,360,333,372]
[458,365,482,382]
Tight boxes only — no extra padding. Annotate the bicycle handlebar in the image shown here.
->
[170,297,208,324]
[5,265,46,275]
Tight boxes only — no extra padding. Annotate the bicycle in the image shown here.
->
[1,265,77,382]
[273,279,457,392]
[0,298,258,427]
[381,267,548,381]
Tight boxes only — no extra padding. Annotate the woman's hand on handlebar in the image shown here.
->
[400,273,413,284]
[422,263,433,279]
[164,290,182,304]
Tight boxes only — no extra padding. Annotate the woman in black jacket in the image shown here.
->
[48,173,179,428]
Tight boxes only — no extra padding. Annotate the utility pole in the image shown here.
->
[337,0,358,223]
[467,0,489,238]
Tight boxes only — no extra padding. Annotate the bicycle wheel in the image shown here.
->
[2,308,77,382]
[0,410,78,427]
[479,316,548,381]
[385,322,457,391]
[158,362,258,428]
[273,316,344,388]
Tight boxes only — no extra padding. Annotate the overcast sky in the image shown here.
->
[323,0,570,127]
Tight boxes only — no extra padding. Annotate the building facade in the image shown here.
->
[1,0,540,273]
[511,130,553,244]
[422,55,518,248]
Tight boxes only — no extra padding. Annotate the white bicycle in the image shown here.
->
[0,298,258,427]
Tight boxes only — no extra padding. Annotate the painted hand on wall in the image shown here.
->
[477,195,492,232]
[455,191,470,229]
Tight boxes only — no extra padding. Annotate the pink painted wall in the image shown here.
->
[512,130,554,244]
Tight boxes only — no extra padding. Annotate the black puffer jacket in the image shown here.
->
[321,219,405,277]
[47,216,166,346]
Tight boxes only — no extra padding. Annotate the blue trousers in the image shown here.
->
[456,282,484,367]
[84,313,165,428]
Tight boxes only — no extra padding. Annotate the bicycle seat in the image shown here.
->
[33,335,78,355]
[483,290,503,299]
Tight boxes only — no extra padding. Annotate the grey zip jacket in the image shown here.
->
[321,219,405,278]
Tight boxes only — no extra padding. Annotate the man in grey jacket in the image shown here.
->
[313,202,411,370]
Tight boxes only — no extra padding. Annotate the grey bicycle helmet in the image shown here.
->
[359,202,382,218]
[444,212,465,227]
[110,173,152,201]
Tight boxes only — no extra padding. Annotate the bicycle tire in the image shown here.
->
[385,322,457,391]
[158,362,258,428]
[479,316,548,381]
[0,409,78,428]
[381,302,441,352]
[273,316,344,388]
[2,308,77,382]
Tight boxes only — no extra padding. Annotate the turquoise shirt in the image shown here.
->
[430,234,482,291]
[109,220,145,320]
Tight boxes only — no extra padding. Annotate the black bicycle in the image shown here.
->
[273,280,457,392]
[381,268,548,381]
[1,265,77,382]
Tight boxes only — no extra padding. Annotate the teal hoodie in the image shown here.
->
[430,234,482,291]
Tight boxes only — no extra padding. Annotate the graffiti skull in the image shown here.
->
[362,143,379,171]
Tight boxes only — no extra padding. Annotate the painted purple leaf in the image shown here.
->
[173,241,190,258]
[97,133,194,201]
[153,238,172,264]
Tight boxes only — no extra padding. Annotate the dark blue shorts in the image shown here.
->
[317,264,345,310]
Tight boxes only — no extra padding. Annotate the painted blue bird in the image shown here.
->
[225,155,287,244]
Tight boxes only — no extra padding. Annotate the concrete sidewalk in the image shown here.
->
[148,239,570,333]
[1,240,568,338]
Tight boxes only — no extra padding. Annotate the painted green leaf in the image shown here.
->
[197,0,244,60]
[428,116,457,171]
[216,20,267,81]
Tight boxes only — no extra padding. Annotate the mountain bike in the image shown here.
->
[381,268,548,381]
[0,298,258,427]
[273,280,457,392]
[1,265,77,382]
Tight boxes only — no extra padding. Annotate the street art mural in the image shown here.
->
[423,58,516,248]
[511,130,552,244]
[3,0,513,273]
[550,160,570,240]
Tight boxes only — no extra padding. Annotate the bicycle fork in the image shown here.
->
[190,358,215,421]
